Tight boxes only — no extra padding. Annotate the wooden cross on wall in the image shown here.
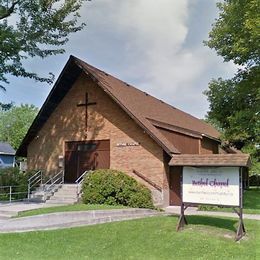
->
[77,92,96,137]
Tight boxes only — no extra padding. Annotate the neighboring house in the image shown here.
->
[0,142,16,168]
[16,56,248,206]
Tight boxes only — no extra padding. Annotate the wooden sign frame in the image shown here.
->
[176,166,246,241]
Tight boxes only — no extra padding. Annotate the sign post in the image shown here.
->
[176,166,246,241]
[176,170,187,231]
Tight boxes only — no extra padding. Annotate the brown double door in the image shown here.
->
[65,140,110,183]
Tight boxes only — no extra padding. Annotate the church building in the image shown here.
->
[17,56,243,206]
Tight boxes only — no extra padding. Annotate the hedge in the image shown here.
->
[249,174,260,186]
[0,167,36,201]
[82,169,154,209]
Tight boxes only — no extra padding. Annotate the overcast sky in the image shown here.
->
[0,0,236,119]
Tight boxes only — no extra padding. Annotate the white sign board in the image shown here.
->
[183,167,240,206]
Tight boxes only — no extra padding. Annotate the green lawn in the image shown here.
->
[243,188,260,213]
[17,204,127,218]
[0,215,259,259]
[199,188,260,214]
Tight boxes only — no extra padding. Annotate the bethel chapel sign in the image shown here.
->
[182,167,240,206]
[169,154,251,242]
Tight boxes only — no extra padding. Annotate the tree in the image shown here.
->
[204,0,260,173]
[0,101,13,111]
[0,0,89,88]
[206,0,259,66]
[0,104,38,150]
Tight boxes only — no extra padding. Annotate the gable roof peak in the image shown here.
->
[16,56,220,157]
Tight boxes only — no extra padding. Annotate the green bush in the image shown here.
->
[249,174,260,186]
[0,167,36,201]
[0,167,20,186]
[198,205,221,211]
[82,169,154,209]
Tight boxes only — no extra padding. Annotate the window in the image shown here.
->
[77,143,97,152]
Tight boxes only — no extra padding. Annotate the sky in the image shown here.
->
[0,0,237,119]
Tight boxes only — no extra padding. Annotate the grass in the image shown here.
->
[18,187,260,218]
[0,215,259,259]
[243,187,260,213]
[17,187,260,218]
[199,188,260,214]
[17,204,127,218]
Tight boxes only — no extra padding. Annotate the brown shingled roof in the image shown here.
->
[169,154,251,167]
[75,57,220,140]
[16,56,220,157]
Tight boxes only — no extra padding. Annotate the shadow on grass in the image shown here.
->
[166,215,238,233]
[186,215,238,232]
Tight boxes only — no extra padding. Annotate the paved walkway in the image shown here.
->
[165,206,260,220]
[0,202,259,233]
[0,201,63,214]
[0,208,162,233]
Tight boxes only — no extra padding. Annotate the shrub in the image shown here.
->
[82,169,154,209]
[198,205,221,211]
[249,174,260,187]
[0,167,36,201]
[0,167,20,186]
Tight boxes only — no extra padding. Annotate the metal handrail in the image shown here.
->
[0,185,26,188]
[27,170,42,199]
[0,185,28,203]
[132,169,162,192]
[42,170,64,200]
[28,170,42,182]
[75,170,92,201]
[75,170,89,184]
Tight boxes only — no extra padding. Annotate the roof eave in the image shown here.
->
[16,55,82,157]
[201,133,221,143]
[169,154,251,168]
[0,152,15,156]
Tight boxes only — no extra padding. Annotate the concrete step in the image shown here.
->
[48,198,77,202]
[28,184,80,205]
[32,188,59,195]
[0,214,12,220]
[28,198,44,203]
[30,194,44,198]
[0,210,17,218]
[56,190,77,194]
[49,194,77,198]
[36,212,161,230]
[53,190,77,194]
[46,198,77,202]
[58,188,78,192]
[60,185,78,189]
[0,209,163,232]
[43,184,79,205]
[45,199,77,204]
[31,191,45,196]
[45,201,76,205]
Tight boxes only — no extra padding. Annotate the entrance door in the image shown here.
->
[64,140,110,183]
[169,166,182,205]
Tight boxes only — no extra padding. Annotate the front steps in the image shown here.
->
[29,184,79,205]
[45,184,79,205]
[29,184,62,202]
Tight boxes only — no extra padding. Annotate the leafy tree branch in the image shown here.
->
[204,0,260,173]
[0,0,90,87]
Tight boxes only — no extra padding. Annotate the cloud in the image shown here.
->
[89,0,237,118]
[79,1,211,116]
[2,0,237,119]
